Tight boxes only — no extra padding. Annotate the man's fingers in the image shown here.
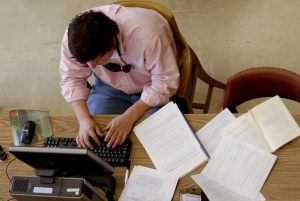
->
[104,126,115,142]
[89,131,100,145]
[111,132,124,149]
[106,130,119,149]
[120,133,127,146]
[83,134,93,149]
[95,126,104,137]
[76,136,83,148]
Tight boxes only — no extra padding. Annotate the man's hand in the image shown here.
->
[70,99,104,149]
[104,99,152,148]
[76,117,103,149]
[104,113,134,149]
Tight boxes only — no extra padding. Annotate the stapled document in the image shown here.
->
[133,101,208,178]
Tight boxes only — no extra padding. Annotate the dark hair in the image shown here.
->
[67,10,119,63]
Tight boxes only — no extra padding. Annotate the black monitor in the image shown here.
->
[8,146,114,177]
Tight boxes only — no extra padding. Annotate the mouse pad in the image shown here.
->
[9,110,53,146]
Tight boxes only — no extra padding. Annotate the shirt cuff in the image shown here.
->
[62,87,90,103]
[140,89,170,107]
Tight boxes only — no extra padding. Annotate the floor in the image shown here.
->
[0,0,299,116]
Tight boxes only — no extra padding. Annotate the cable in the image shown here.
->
[5,157,16,184]
[3,138,46,201]
[3,157,16,201]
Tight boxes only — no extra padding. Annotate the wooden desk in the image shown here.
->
[1,114,300,201]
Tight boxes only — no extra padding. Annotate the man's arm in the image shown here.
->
[71,100,103,149]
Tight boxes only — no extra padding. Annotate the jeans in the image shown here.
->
[87,76,161,115]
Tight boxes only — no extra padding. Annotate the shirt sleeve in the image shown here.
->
[59,32,93,103]
[141,28,180,107]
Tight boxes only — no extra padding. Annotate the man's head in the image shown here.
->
[67,10,119,64]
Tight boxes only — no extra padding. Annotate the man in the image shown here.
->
[59,4,180,149]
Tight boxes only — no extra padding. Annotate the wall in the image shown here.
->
[0,0,299,115]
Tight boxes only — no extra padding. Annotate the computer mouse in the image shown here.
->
[21,121,36,144]
[0,144,7,162]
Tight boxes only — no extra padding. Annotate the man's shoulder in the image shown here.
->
[118,6,170,33]
[90,4,121,14]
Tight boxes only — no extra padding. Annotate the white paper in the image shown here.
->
[196,108,236,156]
[192,174,265,201]
[134,102,208,178]
[192,136,276,201]
[180,193,201,201]
[221,113,272,152]
[118,166,179,201]
[250,95,300,151]
[221,96,300,153]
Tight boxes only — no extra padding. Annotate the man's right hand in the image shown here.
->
[76,117,103,149]
[70,100,104,149]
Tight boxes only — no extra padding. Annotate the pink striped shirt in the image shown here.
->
[59,4,180,107]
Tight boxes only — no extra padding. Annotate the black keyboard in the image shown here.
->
[43,136,132,167]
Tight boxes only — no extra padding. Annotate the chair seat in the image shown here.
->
[223,67,300,113]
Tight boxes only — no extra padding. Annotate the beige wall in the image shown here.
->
[0,0,299,115]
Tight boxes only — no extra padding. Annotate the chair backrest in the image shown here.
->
[115,0,225,113]
[189,47,226,113]
[223,67,300,113]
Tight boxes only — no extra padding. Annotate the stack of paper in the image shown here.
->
[192,136,276,201]
[119,165,178,201]
[133,101,208,178]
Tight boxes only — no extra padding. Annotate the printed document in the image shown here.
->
[192,136,276,201]
[133,102,208,178]
[118,165,178,201]
[196,108,236,156]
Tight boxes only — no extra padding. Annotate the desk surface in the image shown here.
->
[1,114,300,201]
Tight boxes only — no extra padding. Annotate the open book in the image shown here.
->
[133,101,208,178]
[221,95,300,153]
[192,136,277,201]
[119,165,179,201]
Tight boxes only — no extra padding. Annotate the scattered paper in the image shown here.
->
[192,136,276,201]
[118,165,179,201]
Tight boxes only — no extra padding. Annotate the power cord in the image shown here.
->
[2,156,16,201]
[5,157,16,184]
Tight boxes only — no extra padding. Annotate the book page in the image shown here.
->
[196,108,236,156]
[119,166,178,201]
[192,174,265,201]
[133,102,208,178]
[221,113,272,152]
[192,136,276,201]
[250,95,300,151]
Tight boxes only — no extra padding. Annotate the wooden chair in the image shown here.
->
[223,67,300,113]
[115,0,225,113]
[189,48,226,113]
